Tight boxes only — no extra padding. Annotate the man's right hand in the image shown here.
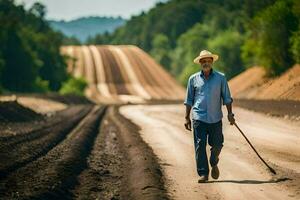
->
[184,118,192,131]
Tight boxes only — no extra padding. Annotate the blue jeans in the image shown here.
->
[192,119,224,176]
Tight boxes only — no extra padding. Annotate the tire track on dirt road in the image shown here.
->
[61,45,185,102]
[97,47,118,96]
[0,106,106,199]
[89,45,112,98]
[99,46,130,95]
[82,45,96,85]
[82,45,103,102]
[108,45,138,96]
[112,46,151,100]
[128,46,171,98]
[121,47,161,99]
[130,46,185,99]
[127,47,168,99]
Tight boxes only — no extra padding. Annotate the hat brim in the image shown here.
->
[193,54,219,64]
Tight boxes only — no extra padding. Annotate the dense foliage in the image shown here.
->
[0,0,69,93]
[2,0,299,91]
[242,0,300,76]
[88,0,300,85]
[59,76,87,96]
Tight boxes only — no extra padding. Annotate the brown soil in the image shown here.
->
[234,99,300,121]
[61,45,185,103]
[229,64,300,101]
[71,109,125,199]
[258,64,300,100]
[0,105,104,199]
[121,47,161,99]
[229,66,267,98]
[0,95,67,114]
[0,101,42,122]
[108,106,169,200]
[0,97,169,199]
[0,105,92,179]
[15,93,94,105]
[71,106,169,200]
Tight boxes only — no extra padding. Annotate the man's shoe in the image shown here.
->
[211,165,219,179]
[198,175,208,183]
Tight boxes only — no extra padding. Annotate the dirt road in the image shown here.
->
[120,104,300,200]
[61,45,185,103]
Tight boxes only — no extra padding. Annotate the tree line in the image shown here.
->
[0,0,84,94]
[1,0,299,92]
[88,0,300,86]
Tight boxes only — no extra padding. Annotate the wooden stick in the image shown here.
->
[234,122,276,174]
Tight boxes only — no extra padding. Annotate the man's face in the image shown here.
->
[199,57,213,72]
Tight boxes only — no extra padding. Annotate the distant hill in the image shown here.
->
[49,16,125,42]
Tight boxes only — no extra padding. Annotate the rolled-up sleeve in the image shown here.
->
[221,76,233,105]
[184,76,194,106]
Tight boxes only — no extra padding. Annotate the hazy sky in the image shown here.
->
[16,0,167,21]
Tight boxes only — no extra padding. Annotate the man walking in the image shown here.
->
[184,50,235,183]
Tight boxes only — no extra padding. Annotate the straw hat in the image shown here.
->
[193,50,219,64]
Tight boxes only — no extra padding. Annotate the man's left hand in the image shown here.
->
[227,113,235,125]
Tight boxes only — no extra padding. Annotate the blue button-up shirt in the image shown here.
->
[184,69,233,123]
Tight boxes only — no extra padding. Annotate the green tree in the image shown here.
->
[0,0,41,91]
[25,29,67,91]
[1,30,41,91]
[290,31,300,64]
[96,0,204,51]
[171,23,214,79]
[242,0,298,76]
[62,34,81,45]
[0,53,5,92]
[0,0,67,92]
[178,64,199,87]
[289,0,300,63]
[26,3,68,91]
[208,30,245,79]
[59,76,87,96]
[150,34,172,70]
[29,2,46,18]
